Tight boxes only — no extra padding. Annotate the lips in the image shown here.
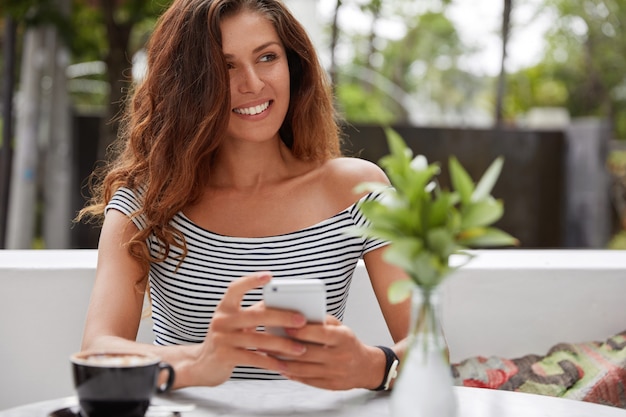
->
[233,100,271,116]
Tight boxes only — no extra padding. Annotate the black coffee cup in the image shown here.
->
[70,352,175,417]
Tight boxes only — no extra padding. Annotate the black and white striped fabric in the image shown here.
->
[106,187,386,379]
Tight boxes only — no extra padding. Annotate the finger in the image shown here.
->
[212,304,307,334]
[324,314,342,325]
[220,331,308,357]
[257,306,308,328]
[218,272,272,312]
[246,299,310,329]
[237,304,309,331]
[280,352,355,390]
[225,348,289,374]
[287,375,347,391]
[285,322,341,346]
[280,357,340,380]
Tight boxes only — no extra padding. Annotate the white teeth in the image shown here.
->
[234,101,270,115]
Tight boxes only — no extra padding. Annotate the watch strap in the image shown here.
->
[372,345,400,391]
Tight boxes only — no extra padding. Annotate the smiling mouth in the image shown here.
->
[233,101,271,116]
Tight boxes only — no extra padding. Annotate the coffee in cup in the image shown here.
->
[70,352,175,417]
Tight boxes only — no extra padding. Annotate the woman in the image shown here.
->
[78,0,409,391]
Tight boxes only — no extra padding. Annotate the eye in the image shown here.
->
[259,53,277,63]
[226,62,235,70]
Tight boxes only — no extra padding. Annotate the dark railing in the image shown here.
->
[70,116,614,249]
[341,120,613,249]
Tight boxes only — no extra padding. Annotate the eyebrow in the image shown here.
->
[223,41,282,59]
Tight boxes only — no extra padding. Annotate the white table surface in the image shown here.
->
[1,380,625,417]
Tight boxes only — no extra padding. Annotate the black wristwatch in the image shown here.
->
[372,345,399,391]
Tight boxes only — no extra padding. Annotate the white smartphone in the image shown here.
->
[263,278,326,338]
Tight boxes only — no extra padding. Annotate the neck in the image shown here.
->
[210,138,298,190]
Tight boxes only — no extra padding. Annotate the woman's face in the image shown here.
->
[220,10,291,146]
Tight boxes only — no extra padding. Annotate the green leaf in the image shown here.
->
[427,191,455,228]
[382,239,425,273]
[426,227,458,259]
[353,181,390,195]
[388,280,414,304]
[412,252,444,287]
[457,227,519,247]
[472,157,504,202]
[460,198,504,229]
[449,156,474,205]
[384,128,411,161]
[358,198,419,238]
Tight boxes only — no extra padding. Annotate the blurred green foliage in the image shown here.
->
[2,0,626,137]
[508,0,626,137]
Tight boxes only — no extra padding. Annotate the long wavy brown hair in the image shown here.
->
[78,0,342,274]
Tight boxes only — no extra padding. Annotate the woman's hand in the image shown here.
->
[276,315,387,390]
[187,272,310,386]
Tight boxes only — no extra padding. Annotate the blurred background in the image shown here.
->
[0,0,625,251]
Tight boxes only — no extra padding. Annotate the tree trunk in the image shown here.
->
[329,0,342,87]
[43,0,73,249]
[495,0,512,127]
[0,17,17,248]
[6,27,45,248]
[363,0,382,93]
[97,0,134,162]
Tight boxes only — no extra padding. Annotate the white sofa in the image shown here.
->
[1,249,625,410]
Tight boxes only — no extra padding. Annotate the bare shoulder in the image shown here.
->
[324,156,389,184]
[320,157,390,206]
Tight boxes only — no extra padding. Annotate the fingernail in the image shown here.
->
[293,343,307,354]
[292,314,306,326]
[257,272,271,282]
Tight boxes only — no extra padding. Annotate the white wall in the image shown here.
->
[284,0,323,50]
[345,250,626,363]
[442,250,626,361]
[1,249,625,410]
[0,250,153,410]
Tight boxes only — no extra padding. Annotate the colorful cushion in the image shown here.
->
[451,330,626,409]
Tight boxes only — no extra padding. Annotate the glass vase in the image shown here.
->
[390,286,457,417]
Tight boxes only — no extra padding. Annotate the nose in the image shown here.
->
[237,65,265,94]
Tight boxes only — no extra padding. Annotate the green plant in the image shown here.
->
[353,128,518,302]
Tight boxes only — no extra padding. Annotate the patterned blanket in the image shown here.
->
[451,330,626,409]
